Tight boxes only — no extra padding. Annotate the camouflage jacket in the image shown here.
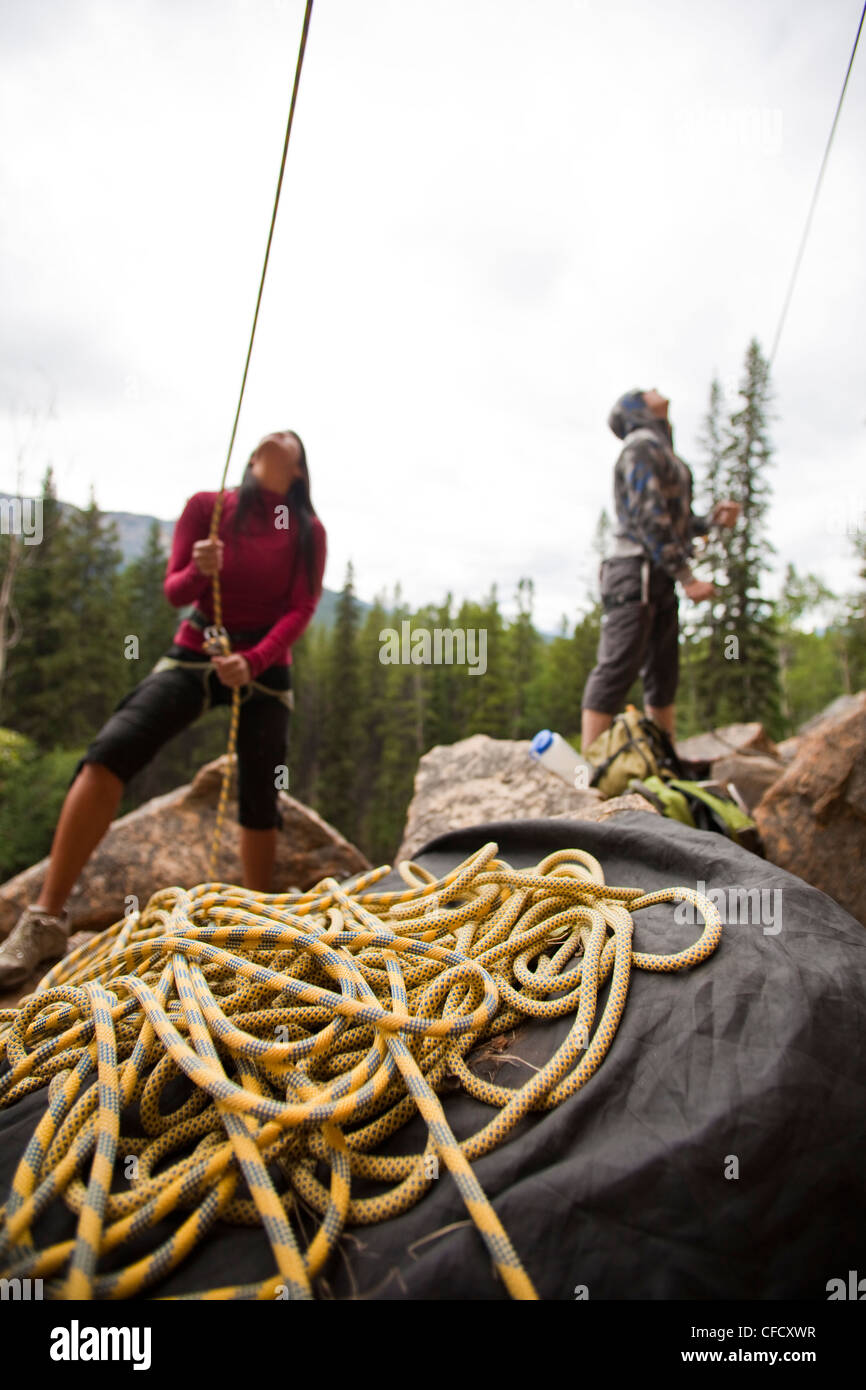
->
[607,390,710,585]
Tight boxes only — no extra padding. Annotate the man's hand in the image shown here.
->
[211,653,251,688]
[193,538,224,576]
[683,579,717,603]
[711,500,741,528]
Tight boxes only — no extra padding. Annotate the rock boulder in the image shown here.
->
[775,737,802,765]
[396,733,657,861]
[755,692,866,927]
[798,694,863,737]
[676,721,777,765]
[0,756,370,944]
[709,752,785,814]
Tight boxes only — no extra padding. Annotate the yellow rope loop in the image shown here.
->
[0,844,722,1300]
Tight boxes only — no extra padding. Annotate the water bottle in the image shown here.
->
[529,730,593,790]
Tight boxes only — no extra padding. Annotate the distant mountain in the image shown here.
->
[1,491,175,564]
[0,492,364,630]
[107,508,177,563]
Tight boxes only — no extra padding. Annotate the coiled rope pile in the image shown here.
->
[0,842,721,1300]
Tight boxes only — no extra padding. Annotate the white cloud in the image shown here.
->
[1,0,864,627]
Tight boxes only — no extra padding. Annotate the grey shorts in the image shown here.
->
[581,557,679,714]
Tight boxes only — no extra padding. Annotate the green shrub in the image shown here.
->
[0,726,33,770]
[0,733,85,882]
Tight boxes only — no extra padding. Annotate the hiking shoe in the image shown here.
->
[0,904,69,991]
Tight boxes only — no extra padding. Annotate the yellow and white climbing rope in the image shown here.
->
[0,842,721,1300]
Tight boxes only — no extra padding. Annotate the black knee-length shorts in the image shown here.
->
[581,556,679,714]
[69,645,292,830]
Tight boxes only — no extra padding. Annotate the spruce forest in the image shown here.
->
[2,340,864,877]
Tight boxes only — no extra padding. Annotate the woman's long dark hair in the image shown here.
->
[231,430,318,590]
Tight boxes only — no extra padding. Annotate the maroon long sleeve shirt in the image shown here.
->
[164,487,327,679]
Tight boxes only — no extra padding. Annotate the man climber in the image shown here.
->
[580,387,740,751]
[0,430,327,992]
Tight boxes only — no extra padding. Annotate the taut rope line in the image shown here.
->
[205,0,315,876]
[768,0,865,365]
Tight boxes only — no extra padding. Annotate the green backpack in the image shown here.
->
[583,707,762,853]
[630,775,762,854]
[583,706,680,798]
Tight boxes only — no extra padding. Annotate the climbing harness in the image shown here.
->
[150,655,295,713]
[0,841,721,1300]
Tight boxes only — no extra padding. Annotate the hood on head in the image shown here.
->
[607,388,658,440]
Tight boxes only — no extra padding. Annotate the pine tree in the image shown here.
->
[0,532,23,717]
[697,340,783,735]
[376,667,424,859]
[572,514,608,725]
[841,529,866,693]
[355,597,391,856]
[4,470,71,741]
[680,377,727,730]
[452,587,509,737]
[290,620,329,806]
[116,520,177,687]
[505,578,541,738]
[776,563,841,730]
[528,615,584,741]
[573,603,604,715]
[424,593,461,748]
[371,589,425,860]
[32,488,125,745]
[699,378,727,519]
[723,340,783,731]
[318,563,361,841]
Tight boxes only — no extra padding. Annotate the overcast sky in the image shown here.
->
[1,0,864,629]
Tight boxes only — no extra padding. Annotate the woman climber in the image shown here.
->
[0,430,327,991]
